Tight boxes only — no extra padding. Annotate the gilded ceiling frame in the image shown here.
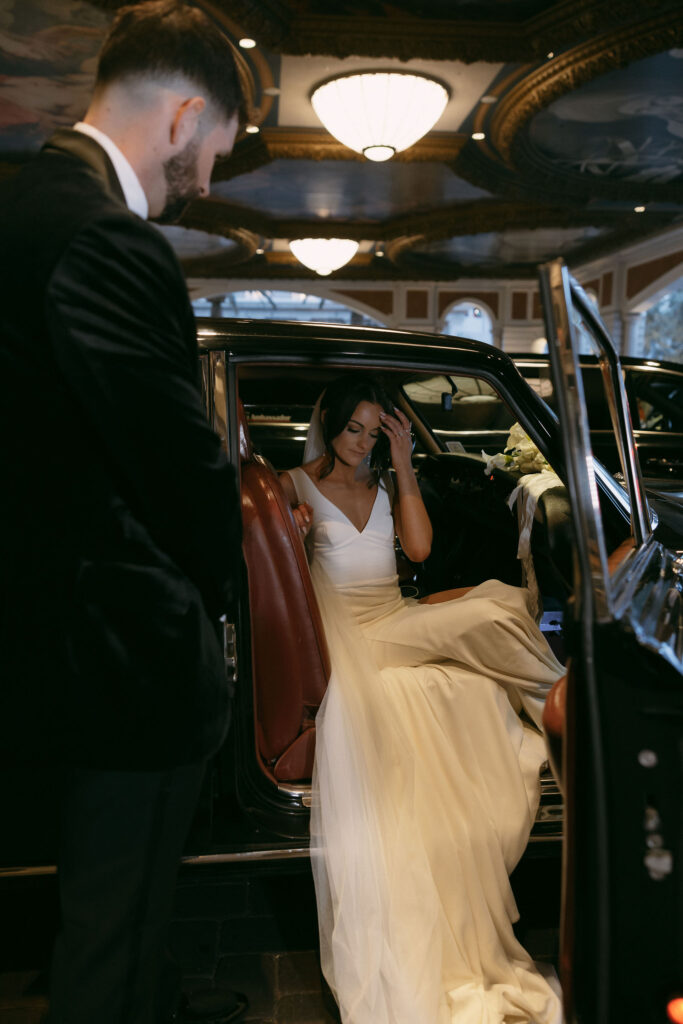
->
[455,10,683,203]
[205,0,679,63]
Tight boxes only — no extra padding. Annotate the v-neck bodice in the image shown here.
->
[288,466,398,587]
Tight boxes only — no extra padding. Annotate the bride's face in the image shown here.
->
[332,400,383,467]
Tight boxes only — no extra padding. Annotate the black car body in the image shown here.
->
[514,354,683,493]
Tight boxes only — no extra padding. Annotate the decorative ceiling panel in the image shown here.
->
[0,0,108,157]
[408,226,608,268]
[211,159,492,220]
[528,51,683,186]
[152,226,244,261]
[1,0,682,280]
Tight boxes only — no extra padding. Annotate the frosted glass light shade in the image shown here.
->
[311,71,450,161]
[289,238,359,276]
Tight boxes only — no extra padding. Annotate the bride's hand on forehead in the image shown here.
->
[379,407,413,470]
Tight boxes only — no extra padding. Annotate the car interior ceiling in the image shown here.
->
[235,363,632,784]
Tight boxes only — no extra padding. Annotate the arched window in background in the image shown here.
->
[643,281,683,364]
[441,301,494,345]
[192,289,384,326]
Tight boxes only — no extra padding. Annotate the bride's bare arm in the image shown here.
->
[280,470,314,536]
[380,409,433,563]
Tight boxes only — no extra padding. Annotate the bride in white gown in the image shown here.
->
[279,374,564,1024]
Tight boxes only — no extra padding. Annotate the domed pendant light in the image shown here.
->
[311,70,450,162]
[289,238,359,276]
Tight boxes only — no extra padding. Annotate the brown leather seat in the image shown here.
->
[542,669,567,790]
[239,401,330,782]
[542,540,634,792]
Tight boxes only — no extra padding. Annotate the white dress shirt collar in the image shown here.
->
[73,122,149,220]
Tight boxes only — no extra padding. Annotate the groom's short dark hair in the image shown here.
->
[95,0,248,124]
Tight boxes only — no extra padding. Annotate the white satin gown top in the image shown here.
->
[288,466,397,587]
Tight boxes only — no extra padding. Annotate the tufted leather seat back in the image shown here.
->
[239,400,330,781]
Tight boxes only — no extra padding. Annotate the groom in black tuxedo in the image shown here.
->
[0,3,245,1021]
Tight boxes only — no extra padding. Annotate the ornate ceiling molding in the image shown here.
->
[199,0,292,50]
[261,129,467,164]
[455,10,683,203]
[91,0,671,62]
[179,193,672,280]
[179,253,408,281]
[182,196,642,250]
[492,11,683,162]
[211,130,468,185]
[173,220,261,266]
[526,0,677,53]
[199,1,277,129]
[182,220,673,280]
[205,0,680,62]
[181,198,271,238]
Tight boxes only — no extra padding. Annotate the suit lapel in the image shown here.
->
[43,128,127,207]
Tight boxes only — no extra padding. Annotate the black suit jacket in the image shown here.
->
[0,130,240,769]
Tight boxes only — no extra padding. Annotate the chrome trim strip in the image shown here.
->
[181,847,310,865]
[0,865,57,878]
[1,822,562,873]
[539,260,611,621]
[276,782,312,798]
[570,281,651,547]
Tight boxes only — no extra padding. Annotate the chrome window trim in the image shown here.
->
[539,262,613,621]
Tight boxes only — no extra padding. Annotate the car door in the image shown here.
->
[625,364,683,489]
[539,259,683,1024]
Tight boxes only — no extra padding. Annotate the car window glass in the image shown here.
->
[403,374,516,451]
[630,372,683,432]
[519,360,618,431]
[566,304,642,563]
[520,366,555,407]
[238,373,324,469]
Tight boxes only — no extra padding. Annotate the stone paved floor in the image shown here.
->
[0,972,47,1024]
[167,865,340,1022]
[0,955,339,1024]
[0,852,560,1023]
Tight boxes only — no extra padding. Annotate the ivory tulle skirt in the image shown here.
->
[309,570,564,1024]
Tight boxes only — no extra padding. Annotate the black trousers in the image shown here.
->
[46,761,205,1024]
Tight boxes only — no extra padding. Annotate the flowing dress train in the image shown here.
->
[288,467,564,1024]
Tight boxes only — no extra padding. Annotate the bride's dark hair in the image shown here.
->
[319,374,395,484]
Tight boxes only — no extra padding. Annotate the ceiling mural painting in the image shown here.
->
[406,227,610,270]
[0,0,108,158]
[528,51,683,187]
[1,0,682,280]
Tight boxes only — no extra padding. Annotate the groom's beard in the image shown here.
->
[155,138,202,224]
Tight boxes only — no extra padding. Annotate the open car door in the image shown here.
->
[539,259,683,1024]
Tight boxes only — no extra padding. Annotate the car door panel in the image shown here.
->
[539,259,683,1023]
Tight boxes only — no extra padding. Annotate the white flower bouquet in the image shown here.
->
[482,422,551,476]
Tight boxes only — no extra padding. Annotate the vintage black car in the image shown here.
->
[205,262,683,1023]
[240,350,683,497]
[2,261,682,1023]
[514,353,683,493]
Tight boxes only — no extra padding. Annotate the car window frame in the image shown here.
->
[539,259,654,624]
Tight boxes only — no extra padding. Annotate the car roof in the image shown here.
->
[512,352,683,374]
[197,316,646,528]
[196,317,515,372]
